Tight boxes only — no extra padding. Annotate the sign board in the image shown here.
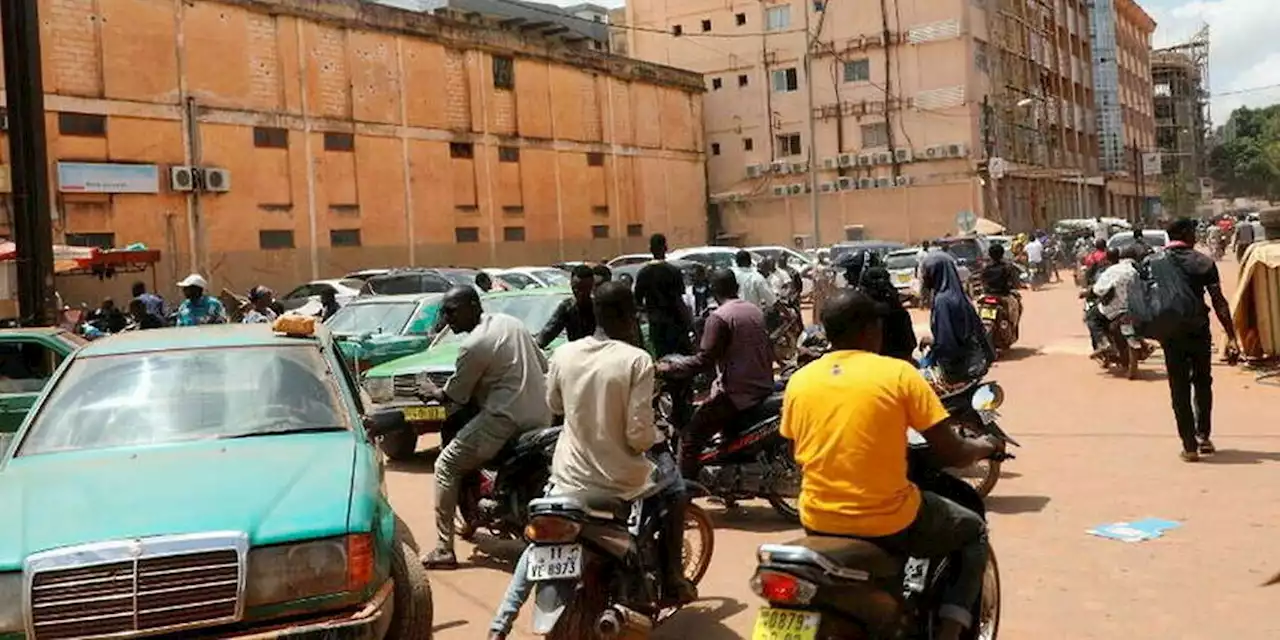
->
[987,157,1007,180]
[1141,152,1161,176]
[56,162,159,194]
[955,210,977,234]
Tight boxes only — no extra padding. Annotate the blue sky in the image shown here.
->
[551,0,1279,124]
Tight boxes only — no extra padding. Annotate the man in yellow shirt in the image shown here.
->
[781,289,1000,640]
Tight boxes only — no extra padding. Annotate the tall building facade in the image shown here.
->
[1152,30,1211,217]
[625,0,1100,245]
[0,0,705,305]
[1089,0,1158,221]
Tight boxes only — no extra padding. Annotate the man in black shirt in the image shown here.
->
[1161,218,1240,462]
[1130,229,1153,261]
[536,265,596,348]
[979,244,1023,330]
[634,233,692,358]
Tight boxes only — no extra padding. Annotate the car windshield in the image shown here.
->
[942,241,982,263]
[830,244,901,261]
[533,269,570,287]
[1110,232,1168,250]
[885,253,919,270]
[434,294,568,348]
[497,272,541,290]
[440,271,479,288]
[336,279,365,291]
[17,346,349,456]
[364,274,450,295]
[326,301,418,335]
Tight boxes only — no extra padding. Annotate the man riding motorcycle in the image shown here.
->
[781,289,1002,640]
[1088,247,1140,358]
[978,243,1023,331]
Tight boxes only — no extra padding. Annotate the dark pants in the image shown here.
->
[1085,305,1110,350]
[1160,333,1214,452]
[680,393,745,479]
[651,316,695,435]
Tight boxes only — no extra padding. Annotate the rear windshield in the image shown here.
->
[885,253,919,270]
[363,274,450,295]
[326,301,418,336]
[942,241,982,263]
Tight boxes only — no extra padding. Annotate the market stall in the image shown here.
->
[0,243,161,320]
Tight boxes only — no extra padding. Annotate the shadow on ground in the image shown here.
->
[985,494,1051,515]
[707,504,800,533]
[1202,449,1280,465]
[386,446,442,473]
[999,346,1042,362]
[655,597,751,639]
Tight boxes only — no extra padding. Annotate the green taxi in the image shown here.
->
[0,321,431,640]
[0,328,85,434]
[326,293,446,373]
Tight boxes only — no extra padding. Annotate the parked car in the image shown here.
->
[327,293,446,373]
[605,253,653,269]
[937,235,991,271]
[669,246,762,269]
[278,278,363,312]
[484,266,571,290]
[362,288,570,459]
[359,267,483,296]
[828,241,907,265]
[344,268,393,282]
[0,328,85,434]
[749,245,816,297]
[1108,229,1170,252]
[611,258,701,288]
[884,248,923,304]
[0,320,433,639]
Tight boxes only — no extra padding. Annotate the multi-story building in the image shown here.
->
[413,0,614,52]
[0,0,704,304]
[625,0,1099,245]
[1089,0,1158,221]
[1152,30,1211,217]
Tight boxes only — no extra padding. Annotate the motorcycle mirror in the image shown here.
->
[971,383,1005,412]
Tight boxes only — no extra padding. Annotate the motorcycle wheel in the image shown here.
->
[547,560,608,640]
[973,546,1002,640]
[683,503,716,585]
[946,458,1001,498]
[767,450,803,522]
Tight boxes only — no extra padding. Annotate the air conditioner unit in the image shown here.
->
[791,161,809,173]
[895,175,914,186]
[822,157,838,170]
[868,33,885,47]
[857,154,873,167]
[837,177,855,190]
[770,161,791,175]
[875,177,892,188]
[837,153,855,168]
[746,163,765,178]
[200,168,231,192]
[875,151,893,165]
[169,166,196,192]
[947,143,968,158]
[925,145,945,159]
[787,184,804,195]
[772,185,788,196]
[858,177,875,189]
[819,182,835,193]
[894,148,914,163]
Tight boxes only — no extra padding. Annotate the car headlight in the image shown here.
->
[245,535,373,607]
[0,572,22,633]
[364,377,393,403]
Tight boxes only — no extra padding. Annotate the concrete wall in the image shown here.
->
[0,0,706,306]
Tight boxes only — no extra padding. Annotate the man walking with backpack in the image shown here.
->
[1139,218,1240,462]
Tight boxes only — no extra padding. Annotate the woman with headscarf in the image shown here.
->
[920,253,995,393]
[837,250,917,363]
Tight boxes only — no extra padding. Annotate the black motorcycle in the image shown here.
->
[747,395,1008,639]
[934,379,1019,498]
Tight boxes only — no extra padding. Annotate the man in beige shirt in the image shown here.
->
[486,282,693,639]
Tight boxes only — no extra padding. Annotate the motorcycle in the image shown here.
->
[746,385,1006,640]
[918,355,1019,498]
[976,293,1018,357]
[1095,313,1153,380]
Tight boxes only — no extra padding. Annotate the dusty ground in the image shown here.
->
[387,255,1280,639]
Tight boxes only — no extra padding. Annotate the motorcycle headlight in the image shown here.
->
[363,376,393,403]
[971,382,1005,412]
[0,571,21,632]
[245,535,373,607]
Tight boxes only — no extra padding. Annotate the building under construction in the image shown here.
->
[1152,27,1210,217]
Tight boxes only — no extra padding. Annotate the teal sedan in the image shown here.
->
[326,292,446,373]
[0,323,432,640]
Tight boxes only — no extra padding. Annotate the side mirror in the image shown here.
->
[363,409,407,439]
[0,433,15,458]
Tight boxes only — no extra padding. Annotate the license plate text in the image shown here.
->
[526,544,583,581]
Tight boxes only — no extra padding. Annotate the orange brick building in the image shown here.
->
[0,0,706,303]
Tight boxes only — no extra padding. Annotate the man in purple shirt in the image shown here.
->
[659,268,775,479]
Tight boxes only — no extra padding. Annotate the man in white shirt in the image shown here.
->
[1087,247,1139,355]
[732,249,777,309]
[1025,235,1045,284]
[486,282,694,639]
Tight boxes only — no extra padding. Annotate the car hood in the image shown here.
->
[0,432,357,570]
[365,343,461,379]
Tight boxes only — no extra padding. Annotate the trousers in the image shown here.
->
[433,411,519,551]
[1160,332,1214,452]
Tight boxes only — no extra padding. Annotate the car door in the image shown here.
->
[0,337,69,433]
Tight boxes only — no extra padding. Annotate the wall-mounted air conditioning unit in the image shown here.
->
[858,177,875,189]
[169,166,196,192]
[894,148,914,163]
[746,163,765,178]
[837,177,855,190]
[791,161,809,173]
[822,157,838,170]
[924,145,946,159]
[895,175,914,187]
[838,153,855,168]
[770,161,791,174]
[772,185,788,196]
[874,151,893,165]
[787,184,804,195]
[857,154,873,167]
[819,182,835,193]
[200,168,232,193]
[947,143,969,158]
[875,177,892,188]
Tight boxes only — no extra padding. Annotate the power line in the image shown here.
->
[1213,83,1280,98]
[484,0,807,39]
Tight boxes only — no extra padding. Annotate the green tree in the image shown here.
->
[1209,105,1280,200]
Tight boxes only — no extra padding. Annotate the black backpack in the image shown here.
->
[1127,251,1201,341]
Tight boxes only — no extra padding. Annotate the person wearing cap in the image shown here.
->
[242,287,278,324]
[175,274,228,327]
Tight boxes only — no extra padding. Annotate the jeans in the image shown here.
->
[433,411,518,552]
[814,491,988,629]
[1160,332,1214,452]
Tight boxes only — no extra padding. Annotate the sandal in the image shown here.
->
[420,548,459,570]
[1198,439,1216,455]
[1180,450,1201,463]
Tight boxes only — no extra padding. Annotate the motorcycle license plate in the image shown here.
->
[979,307,999,320]
[402,405,446,422]
[752,608,820,640]
[526,544,583,581]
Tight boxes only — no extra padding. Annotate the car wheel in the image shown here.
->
[386,529,434,640]
[379,430,419,461]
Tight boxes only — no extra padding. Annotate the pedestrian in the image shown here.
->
[241,286,278,324]
[732,249,776,309]
[590,263,612,287]
[475,271,495,292]
[127,298,164,330]
[633,233,696,424]
[1146,218,1240,462]
[319,288,341,321]
[131,281,166,319]
[1233,215,1257,262]
[536,264,596,348]
[174,274,228,326]
[1093,217,1110,244]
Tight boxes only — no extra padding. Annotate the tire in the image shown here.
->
[386,531,434,640]
[970,545,1002,640]
[946,458,1000,498]
[547,561,607,640]
[682,503,716,585]
[379,429,419,461]
[767,452,802,522]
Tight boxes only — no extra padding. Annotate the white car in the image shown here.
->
[278,278,363,313]
[669,246,762,270]
[1108,230,1170,253]
[749,245,816,296]
[485,267,571,290]
[605,253,653,269]
[884,248,923,303]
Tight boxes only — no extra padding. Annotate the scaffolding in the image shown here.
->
[1152,25,1209,217]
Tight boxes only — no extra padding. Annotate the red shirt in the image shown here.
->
[1083,249,1108,267]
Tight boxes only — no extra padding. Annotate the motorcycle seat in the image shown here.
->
[770,535,904,580]
[739,392,785,428]
[530,492,630,522]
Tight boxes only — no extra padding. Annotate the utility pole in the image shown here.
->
[982,96,1002,224]
[803,2,820,247]
[2,0,56,326]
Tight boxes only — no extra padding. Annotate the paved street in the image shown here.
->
[387,258,1280,639]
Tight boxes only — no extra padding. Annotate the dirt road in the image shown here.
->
[388,257,1280,639]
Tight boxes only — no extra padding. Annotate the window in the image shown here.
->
[323,132,354,151]
[736,12,747,25]
[744,137,754,151]
[860,122,889,148]
[64,232,115,249]
[330,229,361,247]
[592,224,610,239]
[592,205,609,216]
[711,77,723,90]
[765,5,790,31]
[493,55,515,90]
[503,226,526,242]
[455,227,480,243]
[843,58,870,82]
[701,19,712,32]
[330,204,359,215]
[587,152,605,166]
[58,113,106,137]
[253,126,288,149]
[259,229,295,249]
[738,74,749,87]
[499,146,520,162]
[627,224,644,237]
[672,24,683,36]
[711,143,721,156]
[0,342,67,395]
[776,133,802,156]
[771,68,798,92]
[503,205,525,215]
[450,142,474,159]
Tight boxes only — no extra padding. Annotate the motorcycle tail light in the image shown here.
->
[525,516,582,543]
[981,296,999,304]
[750,570,818,605]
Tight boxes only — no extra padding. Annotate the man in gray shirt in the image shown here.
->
[420,286,552,569]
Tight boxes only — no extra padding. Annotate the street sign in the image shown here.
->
[988,157,1007,180]
[956,210,977,234]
